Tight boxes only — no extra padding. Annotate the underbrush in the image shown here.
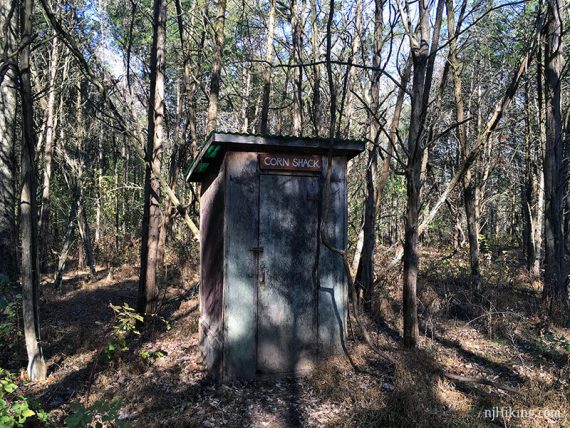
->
[3,246,568,427]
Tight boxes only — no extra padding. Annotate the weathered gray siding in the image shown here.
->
[222,152,259,380]
[318,157,348,357]
[199,149,352,381]
[257,174,319,374]
[199,167,225,378]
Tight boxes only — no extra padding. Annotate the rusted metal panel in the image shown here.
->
[257,174,319,374]
[222,152,259,381]
[199,168,225,378]
[318,157,348,357]
[258,153,322,173]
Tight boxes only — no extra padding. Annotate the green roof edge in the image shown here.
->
[185,130,366,179]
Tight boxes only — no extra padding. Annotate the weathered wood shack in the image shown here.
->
[186,132,364,381]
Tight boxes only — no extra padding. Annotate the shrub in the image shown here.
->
[0,368,49,427]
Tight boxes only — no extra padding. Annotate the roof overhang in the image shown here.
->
[185,132,366,182]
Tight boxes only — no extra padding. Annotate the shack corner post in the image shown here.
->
[186,132,365,381]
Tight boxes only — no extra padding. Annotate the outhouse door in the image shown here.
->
[257,174,320,374]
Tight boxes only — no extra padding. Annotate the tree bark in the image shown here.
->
[290,0,303,135]
[402,0,431,348]
[38,37,60,273]
[78,200,96,275]
[356,0,383,312]
[94,126,103,245]
[522,80,534,268]
[205,0,227,135]
[138,0,166,317]
[340,0,362,137]
[20,0,47,381]
[463,175,480,276]
[0,0,17,279]
[259,0,276,134]
[310,0,322,135]
[174,0,203,163]
[522,78,544,279]
[542,0,568,317]
[54,193,79,289]
[240,66,251,132]
[446,0,480,278]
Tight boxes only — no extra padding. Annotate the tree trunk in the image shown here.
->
[0,0,18,279]
[356,0,383,312]
[205,0,227,135]
[463,176,480,276]
[260,0,276,134]
[78,200,96,275]
[290,0,303,135]
[310,0,322,135]
[240,66,251,133]
[447,0,480,278]
[532,38,547,279]
[39,37,60,272]
[402,0,431,348]
[542,0,568,318]
[54,194,79,289]
[138,0,166,317]
[351,56,411,285]
[522,78,543,279]
[19,0,47,381]
[115,141,120,250]
[340,0,362,137]
[95,127,103,245]
[358,149,378,310]
[157,79,182,268]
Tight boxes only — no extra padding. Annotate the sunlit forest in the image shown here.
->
[0,0,569,425]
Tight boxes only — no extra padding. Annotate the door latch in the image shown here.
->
[251,247,265,288]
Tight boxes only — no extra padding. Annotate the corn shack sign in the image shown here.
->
[258,153,322,172]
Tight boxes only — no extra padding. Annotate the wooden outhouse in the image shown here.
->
[186,132,364,381]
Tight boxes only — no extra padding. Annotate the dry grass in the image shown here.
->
[8,246,567,427]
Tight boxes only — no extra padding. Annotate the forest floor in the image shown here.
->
[6,247,570,427]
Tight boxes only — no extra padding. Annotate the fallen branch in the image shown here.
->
[443,372,518,393]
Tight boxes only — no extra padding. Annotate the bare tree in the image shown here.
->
[137,0,166,317]
[259,0,276,134]
[356,0,384,312]
[38,36,61,272]
[309,0,322,135]
[521,78,544,279]
[290,0,303,135]
[542,0,568,318]
[205,0,227,135]
[0,0,17,279]
[398,0,444,348]
[19,0,47,381]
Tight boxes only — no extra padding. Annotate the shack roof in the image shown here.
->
[185,131,365,182]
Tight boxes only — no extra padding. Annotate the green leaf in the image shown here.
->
[21,409,35,418]
[4,383,17,393]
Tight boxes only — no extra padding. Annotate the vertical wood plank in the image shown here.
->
[223,152,259,380]
[318,157,348,357]
[199,167,225,378]
[257,174,319,374]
